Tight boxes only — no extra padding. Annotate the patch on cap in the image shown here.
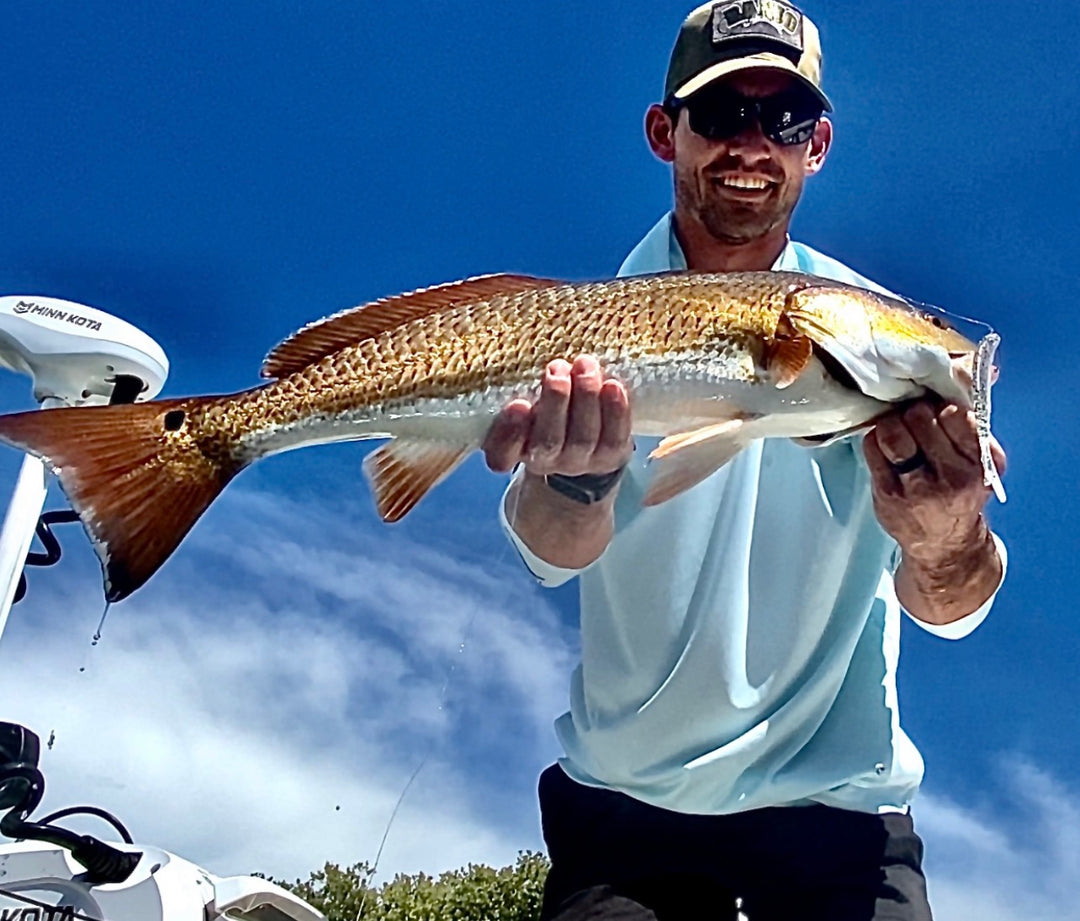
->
[712,0,804,60]
[663,0,831,109]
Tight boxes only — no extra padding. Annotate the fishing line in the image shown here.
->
[359,530,512,913]
[77,602,110,675]
[90,601,111,646]
[902,294,997,339]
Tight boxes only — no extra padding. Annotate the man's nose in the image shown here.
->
[726,118,773,159]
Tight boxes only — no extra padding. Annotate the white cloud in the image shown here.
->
[918,761,1080,921]
[2,483,1076,921]
[0,484,575,887]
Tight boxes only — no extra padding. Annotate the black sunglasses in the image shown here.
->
[668,87,824,146]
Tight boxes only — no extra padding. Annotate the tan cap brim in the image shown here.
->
[672,53,833,112]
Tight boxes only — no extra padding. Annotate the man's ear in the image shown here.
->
[646,104,677,163]
[805,116,832,175]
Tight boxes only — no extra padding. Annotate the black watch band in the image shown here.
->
[544,467,625,505]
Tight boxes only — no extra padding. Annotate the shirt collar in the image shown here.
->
[618,212,796,276]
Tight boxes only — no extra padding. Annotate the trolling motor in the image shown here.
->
[0,721,324,921]
[0,294,169,627]
[0,298,324,920]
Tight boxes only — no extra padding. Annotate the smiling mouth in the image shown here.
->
[716,175,775,191]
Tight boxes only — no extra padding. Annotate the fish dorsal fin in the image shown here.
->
[643,418,754,507]
[262,273,560,379]
[362,438,472,522]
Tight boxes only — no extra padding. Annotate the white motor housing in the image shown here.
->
[0,296,169,630]
[0,296,168,405]
[0,840,325,921]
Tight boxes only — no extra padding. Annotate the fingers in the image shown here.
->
[862,430,903,498]
[527,359,574,467]
[865,398,1006,558]
[598,379,632,467]
[937,404,980,465]
[902,402,970,489]
[869,402,965,469]
[482,356,632,476]
[868,407,920,469]
[562,359,604,470]
[482,399,533,473]
[863,398,1007,506]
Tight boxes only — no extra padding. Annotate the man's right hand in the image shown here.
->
[482,355,633,570]
[483,355,633,476]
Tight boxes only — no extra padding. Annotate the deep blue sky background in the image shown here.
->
[0,1,1077,914]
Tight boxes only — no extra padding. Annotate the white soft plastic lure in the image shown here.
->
[974,331,1006,502]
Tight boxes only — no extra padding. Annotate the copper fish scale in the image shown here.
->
[0,269,993,602]
[200,273,804,452]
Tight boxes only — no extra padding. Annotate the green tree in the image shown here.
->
[273,851,549,921]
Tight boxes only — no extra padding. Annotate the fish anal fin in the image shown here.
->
[765,335,813,389]
[262,274,561,379]
[643,418,753,506]
[363,439,472,523]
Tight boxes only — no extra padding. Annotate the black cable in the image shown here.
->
[25,509,81,565]
[3,815,140,885]
[36,806,134,845]
[0,770,140,884]
[13,509,81,604]
[0,727,140,887]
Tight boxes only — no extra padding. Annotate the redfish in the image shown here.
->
[0,272,999,601]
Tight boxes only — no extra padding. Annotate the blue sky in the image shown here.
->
[0,2,1077,917]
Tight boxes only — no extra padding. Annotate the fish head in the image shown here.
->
[862,295,982,407]
[783,283,982,407]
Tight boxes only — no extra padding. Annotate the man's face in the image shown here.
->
[667,70,828,245]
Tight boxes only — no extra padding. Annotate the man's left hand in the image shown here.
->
[863,398,1006,625]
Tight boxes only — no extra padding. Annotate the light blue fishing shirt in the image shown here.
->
[502,213,1006,816]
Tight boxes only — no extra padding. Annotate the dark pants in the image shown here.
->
[539,764,932,921]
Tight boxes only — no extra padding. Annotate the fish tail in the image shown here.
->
[0,396,245,601]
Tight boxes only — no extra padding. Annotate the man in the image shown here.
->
[483,3,1006,919]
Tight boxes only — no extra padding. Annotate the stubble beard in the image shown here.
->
[674,162,803,246]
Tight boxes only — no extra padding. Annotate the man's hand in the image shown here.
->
[483,355,633,570]
[483,356,633,477]
[863,398,1006,625]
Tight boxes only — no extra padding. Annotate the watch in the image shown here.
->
[544,467,625,504]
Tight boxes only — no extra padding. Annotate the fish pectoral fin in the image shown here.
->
[643,419,753,506]
[765,335,814,389]
[363,439,473,522]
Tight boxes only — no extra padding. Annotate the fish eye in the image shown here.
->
[922,313,949,330]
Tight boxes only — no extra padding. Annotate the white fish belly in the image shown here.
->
[626,354,896,439]
[237,384,532,461]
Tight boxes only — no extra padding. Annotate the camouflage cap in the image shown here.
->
[664,0,832,111]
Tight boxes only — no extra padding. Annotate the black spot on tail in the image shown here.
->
[163,410,185,431]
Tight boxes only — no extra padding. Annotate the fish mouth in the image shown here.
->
[948,352,998,389]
